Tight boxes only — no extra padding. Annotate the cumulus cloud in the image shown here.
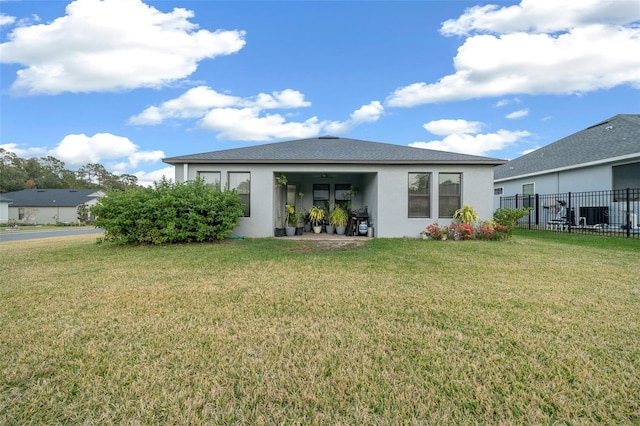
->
[387,1,640,107]
[0,0,246,95]
[0,13,16,27]
[133,166,175,188]
[0,142,47,158]
[505,109,529,119]
[440,0,640,36]
[423,119,484,136]
[410,119,530,156]
[48,133,164,171]
[324,101,384,134]
[130,86,383,141]
[129,86,310,125]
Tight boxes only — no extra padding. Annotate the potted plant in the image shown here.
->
[453,205,479,224]
[303,210,312,232]
[308,205,325,234]
[274,174,288,237]
[285,203,297,236]
[329,204,348,235]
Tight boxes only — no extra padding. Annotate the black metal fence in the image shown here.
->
[500,188,640,239]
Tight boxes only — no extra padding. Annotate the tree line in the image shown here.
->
[0,148,140,193]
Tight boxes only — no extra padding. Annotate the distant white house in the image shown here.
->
[163,136,506,238]
[0,194,12,224]
[494,114,640,208]
[493,114,640,230]
[3,189,104,225]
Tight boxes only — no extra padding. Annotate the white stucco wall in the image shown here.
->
[0,201,9,223]
[179,162,496,238]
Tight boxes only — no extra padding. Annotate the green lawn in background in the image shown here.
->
[1,232,638,424]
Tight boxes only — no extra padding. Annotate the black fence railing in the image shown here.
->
[500,188,640,239]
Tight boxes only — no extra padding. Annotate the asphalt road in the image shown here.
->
[0,227,104,242]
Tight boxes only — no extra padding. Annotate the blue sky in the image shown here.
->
[1,0,639,186]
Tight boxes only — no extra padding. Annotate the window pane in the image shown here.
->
[408,173,430,217]
[439,173,461,218]
[228,172,250,216]
[522,183,534,196]
[197,171,220,188]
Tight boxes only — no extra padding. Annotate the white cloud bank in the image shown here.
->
[130,85,384,141]
[387,0,640,107]
[410,119,530,156]
[48,133,165,174]
[0,0,246,94]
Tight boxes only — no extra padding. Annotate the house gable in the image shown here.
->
[495,114,640,182]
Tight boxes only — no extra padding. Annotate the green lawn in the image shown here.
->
[1,232,639,424]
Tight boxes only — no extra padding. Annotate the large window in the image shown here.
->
[228,172,250,217]
[439,173,461,218]
[408,173,431,218]
[313,184,330,208]
[197,171,221,188]
[521,183,535,208]
[334,184,351,210]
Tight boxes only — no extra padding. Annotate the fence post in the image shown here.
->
[528,195,532,229]
[535,194,539,225]
[627,188,631,238]
[567,192,572,233]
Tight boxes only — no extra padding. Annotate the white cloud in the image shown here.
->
[440,0,640,36]
[134,166,175,188]
[0,13,15,27]
[387,1,640,107]
[423,119,483,136]
[410,118,530,156]
[128,86,310,125]
[505,109,529,119]
[0,142,46,158]
[199,108,322,141]
[324,101,384,134]
[0,0,246,95]
[48,133,164,170]
[131,87,383,141]
[495,97,520,107]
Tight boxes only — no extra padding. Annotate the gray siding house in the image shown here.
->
[163,136,506,238]
[4,189,104,225]
[494,114,640,208]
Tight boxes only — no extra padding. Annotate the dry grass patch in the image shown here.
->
[1,233,639,424]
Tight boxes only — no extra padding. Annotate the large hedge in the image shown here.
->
[91,178,245,244]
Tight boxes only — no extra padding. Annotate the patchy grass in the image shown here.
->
[1,234,638,424]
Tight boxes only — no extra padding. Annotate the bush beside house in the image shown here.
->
[91,178,244,245]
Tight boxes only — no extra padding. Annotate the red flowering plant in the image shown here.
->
[421,222,445,239]
[475,220,496,240]
[450,222,474,240]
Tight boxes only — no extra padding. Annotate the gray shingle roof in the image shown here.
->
[495,114,640,181]
[1,189,103,207]
[163,136,506,165]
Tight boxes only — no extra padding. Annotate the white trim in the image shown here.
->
[494,153,640,183]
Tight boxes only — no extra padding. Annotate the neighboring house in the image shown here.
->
[4,189,104,225]
[494,114,640,207]
[0,195,13,224]
[163,136,506,238]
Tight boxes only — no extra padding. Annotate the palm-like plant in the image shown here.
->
[308,205,326,226]
[328,205,348,227]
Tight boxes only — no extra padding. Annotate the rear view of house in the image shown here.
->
[164,136,506,238]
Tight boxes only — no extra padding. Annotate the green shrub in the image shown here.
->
[91,177,245,245]
[493,207,532,236]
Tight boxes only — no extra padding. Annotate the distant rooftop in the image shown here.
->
[495,114,640,181]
